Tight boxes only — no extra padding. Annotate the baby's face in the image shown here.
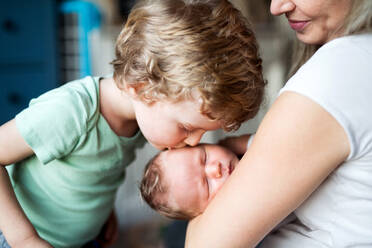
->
[159,144,239,216]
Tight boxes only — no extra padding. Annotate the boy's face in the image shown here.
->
[159,144,239,216]
[132,95,221,150]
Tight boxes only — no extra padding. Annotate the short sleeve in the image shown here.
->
[15,79,97,164]
[279,35,372,160]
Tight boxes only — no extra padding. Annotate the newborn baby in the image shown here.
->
[140,134,252,219]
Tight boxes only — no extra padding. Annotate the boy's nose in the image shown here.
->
[184,129,205,147]
[270,0,295,16]
[205,161,222,179]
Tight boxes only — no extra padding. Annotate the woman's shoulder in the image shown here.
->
[290,33,372,83]
[281,33,372,162]
[317,33,372,57]
[330,33,372,44]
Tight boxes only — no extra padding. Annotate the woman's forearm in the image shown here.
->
[185,156,276,248]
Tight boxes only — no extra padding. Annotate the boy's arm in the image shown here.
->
[0,119,52,247]
[218,134,253,156]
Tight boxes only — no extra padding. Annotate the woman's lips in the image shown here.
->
[288,20,309,31]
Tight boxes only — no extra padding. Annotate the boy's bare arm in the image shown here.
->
[0,119,52,247]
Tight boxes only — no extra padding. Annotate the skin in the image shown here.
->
[131,94,221,150]
[100,78,221,150]
[185,1,352,247]
[270,0,352,44]
[94,211,118,248]
[0,77,220,247]
[158,144,239,216]
[0,122,50,247]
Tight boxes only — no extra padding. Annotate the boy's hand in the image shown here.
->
[218,134,251,156]
[95,210,118,248]
[12,235,53,248]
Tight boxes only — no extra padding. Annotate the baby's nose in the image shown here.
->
[205,161,222,179]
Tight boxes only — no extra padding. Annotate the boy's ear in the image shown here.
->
[124,81,157,105]
[125,82,145,97]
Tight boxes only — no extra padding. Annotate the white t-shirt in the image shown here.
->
[259,33,372,247]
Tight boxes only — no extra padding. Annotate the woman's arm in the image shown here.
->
[186,92,349,248]
[0,119,52,247]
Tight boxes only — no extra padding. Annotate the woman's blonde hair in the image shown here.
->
[290,0,372,76]
[112,0,266,131]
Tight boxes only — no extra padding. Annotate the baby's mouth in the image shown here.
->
[229,158,239,175]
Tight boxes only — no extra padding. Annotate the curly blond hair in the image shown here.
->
[112,0,265,131]
[139,153,196,220]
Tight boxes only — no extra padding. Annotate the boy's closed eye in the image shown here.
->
[179,123,192,134]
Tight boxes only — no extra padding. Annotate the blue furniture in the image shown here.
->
[0,0,58,124]
[0,0,101,125]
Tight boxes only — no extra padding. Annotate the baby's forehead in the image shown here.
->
[158,146,205,175]
[160,144,206,159]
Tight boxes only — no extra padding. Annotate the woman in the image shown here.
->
[186,0,372,247]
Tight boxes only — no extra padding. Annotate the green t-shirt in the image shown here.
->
[10,76,145,248]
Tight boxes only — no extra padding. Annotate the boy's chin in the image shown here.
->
[148,142,166,150]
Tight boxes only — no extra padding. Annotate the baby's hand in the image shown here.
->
[218,134,251,156]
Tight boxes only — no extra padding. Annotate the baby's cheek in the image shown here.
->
[213,174,231,196]
[199,199,209,214]
[208,180,223,199]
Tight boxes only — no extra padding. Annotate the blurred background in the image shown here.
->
[0,0,295,247]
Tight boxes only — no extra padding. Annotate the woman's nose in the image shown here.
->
[205,161,222,179]
[184,129,206,147]
[270,0,295,16]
